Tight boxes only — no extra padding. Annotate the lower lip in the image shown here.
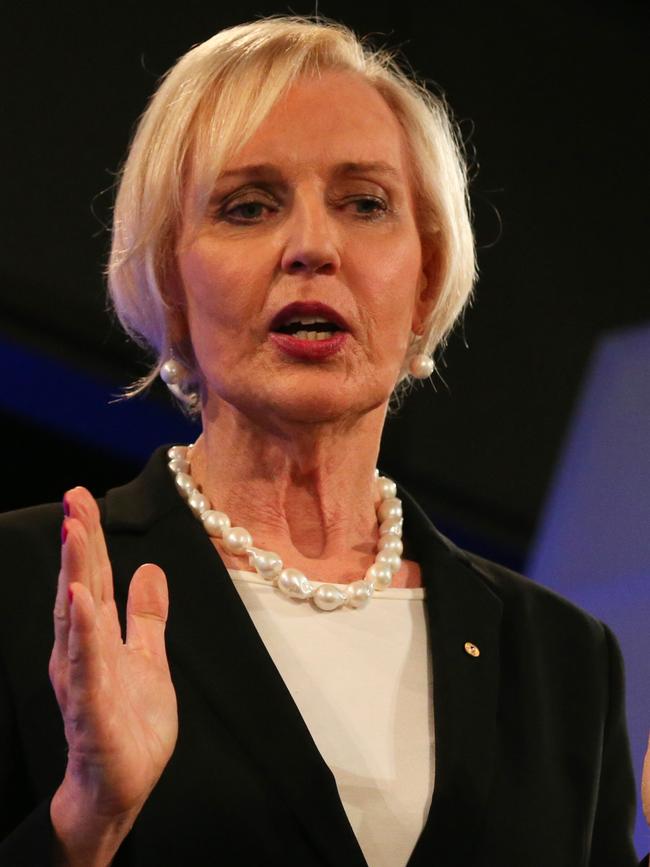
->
[268,331,348,360]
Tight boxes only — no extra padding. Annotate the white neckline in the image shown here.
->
[227,568,426,600]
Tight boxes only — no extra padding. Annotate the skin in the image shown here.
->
[48,71,650,864]
[176,71,438,586]
[50,491,177,866]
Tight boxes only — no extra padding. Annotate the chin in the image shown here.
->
[262,377,390,427]
[204,365,394,428]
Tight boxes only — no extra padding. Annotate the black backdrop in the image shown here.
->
[2,0,648,568]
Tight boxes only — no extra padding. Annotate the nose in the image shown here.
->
[280,192,341,276]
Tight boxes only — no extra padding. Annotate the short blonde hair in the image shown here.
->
[108,15,476,410]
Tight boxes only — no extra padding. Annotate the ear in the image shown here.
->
[412,239,442,335]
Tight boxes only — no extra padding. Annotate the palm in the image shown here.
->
[50,488,178,820]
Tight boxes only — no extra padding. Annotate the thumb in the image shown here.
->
[125,563,170,660]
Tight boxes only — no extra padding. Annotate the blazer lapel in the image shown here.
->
[400,487,503,866]
[103,447,367,866]
[103,447,502,865]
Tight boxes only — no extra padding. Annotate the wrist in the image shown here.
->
[50,780,142,867]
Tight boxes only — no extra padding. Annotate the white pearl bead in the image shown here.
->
[365,563,393,589]
[168,457,189,474]
[375,550,401,574]
[171,446,406,612]
[201,510,231,537]
[222,526,253,554]
[174,472,194,498]
[247,547,283,580]
[377,497,402,523]
[278,568,314,599]
[376,477,397,500]
[409,354,434,379]
[379,517,403,537]
[346,580,374,609]
[313,584,348,610]
[188,490,209,517]
[378,534,403,556]
[160,359,182,384]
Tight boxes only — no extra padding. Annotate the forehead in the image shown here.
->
[223,71,411,178]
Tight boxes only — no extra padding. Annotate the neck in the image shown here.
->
[190,399,387,576]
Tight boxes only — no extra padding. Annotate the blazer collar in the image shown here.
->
[104,446,503,866]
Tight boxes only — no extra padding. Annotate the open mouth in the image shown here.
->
[274,316,344,341]
[269,302,349,359]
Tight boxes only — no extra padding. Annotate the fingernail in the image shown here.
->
[61,521,68,544]
[68,586,74,605]
[62,494,70,517]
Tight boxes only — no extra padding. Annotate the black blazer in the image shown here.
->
[0,446,643,866]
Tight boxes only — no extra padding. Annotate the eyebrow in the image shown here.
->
[215,161,401,182]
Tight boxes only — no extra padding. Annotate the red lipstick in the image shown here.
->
[268,301,350,361]
[268,331,347,360]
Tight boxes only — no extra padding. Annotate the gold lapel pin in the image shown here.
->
[464,641,480,657]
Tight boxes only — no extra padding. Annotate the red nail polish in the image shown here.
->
[62,494,70,517]
[61,522,68,544]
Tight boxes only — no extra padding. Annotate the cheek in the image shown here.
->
[350,236,421,332]
[178,244,263,330]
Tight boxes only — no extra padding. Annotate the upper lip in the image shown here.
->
[269,301,350,333]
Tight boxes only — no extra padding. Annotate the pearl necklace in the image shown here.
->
[167,445,405,611]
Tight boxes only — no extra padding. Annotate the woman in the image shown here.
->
[0,16,647,867]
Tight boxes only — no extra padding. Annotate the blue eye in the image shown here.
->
[350,197,388,219]
[217,193,388,225]
[222,200,273,223]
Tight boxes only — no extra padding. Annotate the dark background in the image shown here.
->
[2,0,648,570]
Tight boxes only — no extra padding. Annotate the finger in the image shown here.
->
[63,488,102,603]
[66,581,104,718]
[53,517,71,658]
[84,490,114,605]
[53,515,90,659]
[125,564,170,663]
[65,487,113,604]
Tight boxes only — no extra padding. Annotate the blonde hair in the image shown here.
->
[108,15,476,410]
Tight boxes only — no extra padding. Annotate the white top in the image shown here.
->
[228,569,435,867]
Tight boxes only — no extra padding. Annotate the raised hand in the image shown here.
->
[49,487,178,866]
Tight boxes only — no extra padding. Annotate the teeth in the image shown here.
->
[286,316,331,326]
[294,331,333,341]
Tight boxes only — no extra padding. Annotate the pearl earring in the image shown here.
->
[160,358,183,387]
[160,357,199,406]
[408,353,434,379]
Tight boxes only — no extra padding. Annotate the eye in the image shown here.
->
[346,196,389,220]
[219,195,278,225]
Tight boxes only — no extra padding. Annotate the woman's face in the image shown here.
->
[175,71,437,427]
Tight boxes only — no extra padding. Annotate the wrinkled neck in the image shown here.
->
[190,399,386,561]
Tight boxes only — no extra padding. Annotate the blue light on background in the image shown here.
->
[529,323,650,852]
[0,334,199,459]
[3,324,648,850]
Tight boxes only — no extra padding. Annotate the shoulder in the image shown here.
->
[401,475,614,659]
[0,503,66,683]
[0,445,179,599]
[0,500,65,570]
[460,544,596,618]
[452,543,616,666]
[0,444,175,544]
